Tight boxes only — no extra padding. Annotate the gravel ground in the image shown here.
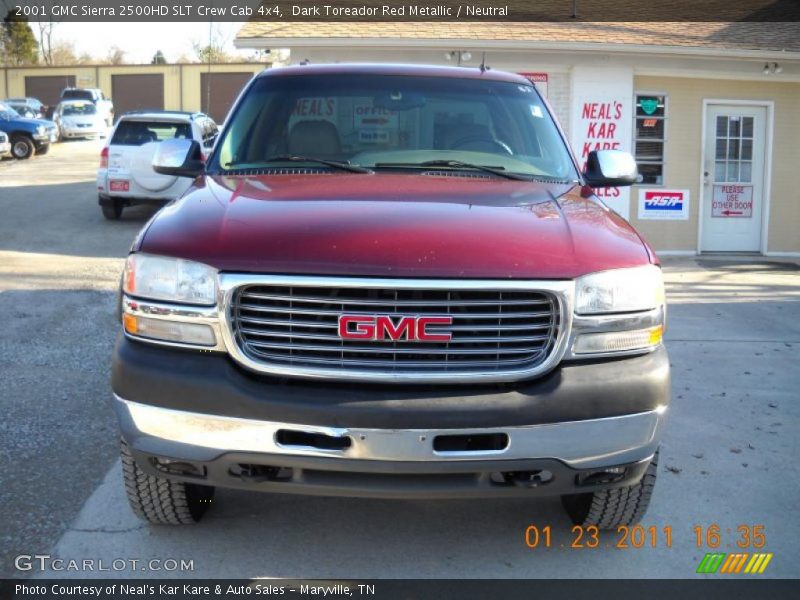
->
[1,142,798,579]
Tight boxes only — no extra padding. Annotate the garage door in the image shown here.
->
[201,72,252,123]
[25,75,76,116]
[112,74,165,119]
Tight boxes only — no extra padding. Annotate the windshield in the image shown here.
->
[111,120,191,146]
[0,102,20,119]
[62,90,93,101]
[211,74,578,181]
[63,103,97,116]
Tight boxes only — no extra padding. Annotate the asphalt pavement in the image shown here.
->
[1,141,798,579]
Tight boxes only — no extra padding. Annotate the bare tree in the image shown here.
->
[105,45,125,65]
[35,1,60,65]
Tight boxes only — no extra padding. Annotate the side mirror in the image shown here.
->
[153,139,204,178]
[583,150,639,187]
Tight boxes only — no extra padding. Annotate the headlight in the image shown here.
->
[575,265,664,315]
[124,253,217,305]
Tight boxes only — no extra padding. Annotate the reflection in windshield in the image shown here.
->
[213,74,578,181]
[63,104,97,116]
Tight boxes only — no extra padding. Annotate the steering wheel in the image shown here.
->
[449,135,514,155]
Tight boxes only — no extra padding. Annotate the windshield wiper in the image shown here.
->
[375,160,529,181]
[225,155,373,174]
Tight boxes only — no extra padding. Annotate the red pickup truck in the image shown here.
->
[113,64,669,528]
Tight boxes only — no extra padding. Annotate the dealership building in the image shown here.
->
[235,22,800,256]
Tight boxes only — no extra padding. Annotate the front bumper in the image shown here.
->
[61,126,103,138]
[112,337,669,498]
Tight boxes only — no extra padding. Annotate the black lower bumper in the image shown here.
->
[112,335,670,430]
[112,337,668,498]
[130,446,654,499]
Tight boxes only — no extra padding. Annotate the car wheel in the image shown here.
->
[561,450,658,529]
[120,439,215,525]
[101,200,123,220]
[10,135,35,159]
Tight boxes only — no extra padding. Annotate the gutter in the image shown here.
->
[234,36,800,62]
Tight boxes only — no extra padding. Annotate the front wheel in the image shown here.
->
[561,450,658,529]
[120,439,215,525]
[10,135,35,159]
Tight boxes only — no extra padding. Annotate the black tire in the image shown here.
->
[35,143,50,155]
[120,439,215,525]
[10,135,35,159]
[561,451,658,529]
[101,200,123,220]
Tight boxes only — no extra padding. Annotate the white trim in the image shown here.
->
[634,67,800,83]
[235,37,800,62]
[697,99,775,255]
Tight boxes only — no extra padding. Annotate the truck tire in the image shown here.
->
[35,143,49,155]
[11,135,35,159]
[120,439,215,525]
[101,199,123,220]
[561,451,658,529]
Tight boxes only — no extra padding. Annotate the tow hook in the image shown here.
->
[504,470,554,488]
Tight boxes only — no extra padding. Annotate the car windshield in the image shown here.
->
[62,90,93,101]
[111,120,192,146]
[211,73,578,181]
[0,102,20,119]
[63,103,97,116]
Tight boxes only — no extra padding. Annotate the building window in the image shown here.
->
[634,94,667,185]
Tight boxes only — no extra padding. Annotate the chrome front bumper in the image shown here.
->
[114,395,666,470]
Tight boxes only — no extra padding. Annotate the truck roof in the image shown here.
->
[257,63,534,86]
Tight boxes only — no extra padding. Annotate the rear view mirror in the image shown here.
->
[153,139,204,178]
[583,150,640,187]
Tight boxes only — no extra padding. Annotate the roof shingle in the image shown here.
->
[236,22,800,53]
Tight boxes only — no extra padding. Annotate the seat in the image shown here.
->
[441,123,494,151]
[288,120,342,157]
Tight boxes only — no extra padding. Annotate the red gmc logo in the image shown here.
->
[338,315,453,342]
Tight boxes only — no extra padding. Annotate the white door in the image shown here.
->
[701,105,767,252]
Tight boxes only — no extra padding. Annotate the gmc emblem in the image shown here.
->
[338,315,453,342]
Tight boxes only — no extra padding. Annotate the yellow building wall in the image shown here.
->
[179,63,264,112]
[631,76,800,254]
[4,66,99,96]
[0,63,266,112]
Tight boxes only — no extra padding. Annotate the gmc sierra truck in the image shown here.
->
[113,64,669,527]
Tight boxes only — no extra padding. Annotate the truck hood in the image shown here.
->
[137,173,651,279]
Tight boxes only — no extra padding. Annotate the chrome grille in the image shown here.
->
[229,282,561,379]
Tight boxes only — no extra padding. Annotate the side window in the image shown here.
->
[201,118,219,146]
[634,93,667,185]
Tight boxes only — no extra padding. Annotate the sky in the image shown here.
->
[36,22,253,63]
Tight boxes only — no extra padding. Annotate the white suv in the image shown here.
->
[97,111,218,220]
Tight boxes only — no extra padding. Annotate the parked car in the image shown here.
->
[4,97,45,119]
[112,64,668,528]
[0,131,10,158]
[60,87,114,126]
[97,111,218,219]
[53,100,108,140]
[0,101,58,159]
